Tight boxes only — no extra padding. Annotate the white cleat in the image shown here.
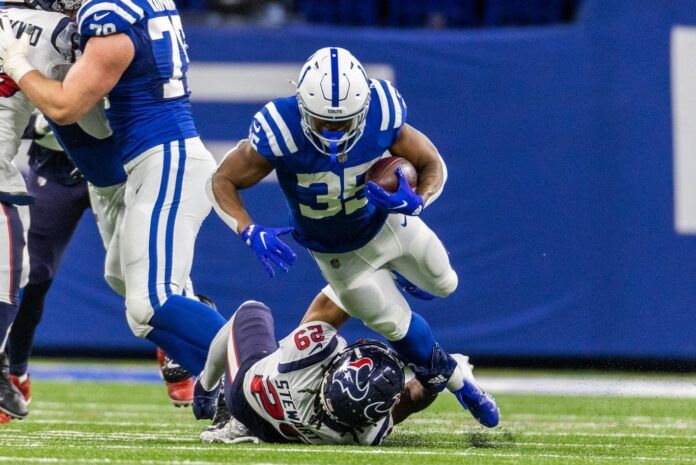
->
[200,417,261,444]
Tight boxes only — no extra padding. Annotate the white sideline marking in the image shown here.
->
[3,438,696,451]
[476,375,696,398]
[0,450,693,463]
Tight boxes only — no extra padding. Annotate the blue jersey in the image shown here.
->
[250,79,407,253]
[48,120,127,188]
[77,0,198,164]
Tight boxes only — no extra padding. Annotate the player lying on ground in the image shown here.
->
[1,0,227,380]
[207,47,499,427]
[192,299,452,445]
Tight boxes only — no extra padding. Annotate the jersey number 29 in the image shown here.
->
[148,15,189,99]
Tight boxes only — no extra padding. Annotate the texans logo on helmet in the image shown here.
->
[332,357,374,401]
[363,397,398,421]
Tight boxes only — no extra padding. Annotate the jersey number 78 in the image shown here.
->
[148,15,189,99]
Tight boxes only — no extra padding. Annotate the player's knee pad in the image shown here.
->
[424,242,458,297]
[339,286,411,341]
[125,311,153,338]
[124,294,155,328]
[105,274,126,298]
[235,300,271,316]
[430,268,458,298]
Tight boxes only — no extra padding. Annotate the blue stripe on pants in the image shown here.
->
[164,141,187,298]
[148,143,171,310]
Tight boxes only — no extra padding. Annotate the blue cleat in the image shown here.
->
[192,375,221,420]
[391,270,435,300]
[450,354,500,427]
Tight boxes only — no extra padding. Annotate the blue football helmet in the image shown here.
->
[319,339,405,428]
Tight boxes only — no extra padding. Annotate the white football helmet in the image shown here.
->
[296,47,371,160]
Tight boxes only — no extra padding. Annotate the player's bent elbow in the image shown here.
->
[49,108,81,126]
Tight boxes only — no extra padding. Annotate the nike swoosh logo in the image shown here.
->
[309,343,324,355]
[401,215,407,227]
[93,12,109,21]
[396,200,409,210]
[259,231,268,248]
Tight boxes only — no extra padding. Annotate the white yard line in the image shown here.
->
[0,450,694,463]
[476,375,696,398]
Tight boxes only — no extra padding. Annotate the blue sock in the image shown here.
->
[390,312,437,367]
[149,295,226,352]
[146,328,208,374]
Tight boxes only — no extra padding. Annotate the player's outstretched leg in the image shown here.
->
[320,268,499,427]
[391,312,500,428]
[121,140,226,375]
[0,203,29,420]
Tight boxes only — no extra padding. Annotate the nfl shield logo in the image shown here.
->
[330,258,341,269]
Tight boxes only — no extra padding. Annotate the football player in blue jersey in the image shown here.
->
[207,47,499,427]
[1,0,227,375]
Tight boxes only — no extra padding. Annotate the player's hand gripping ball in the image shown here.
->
[365,157,424,216]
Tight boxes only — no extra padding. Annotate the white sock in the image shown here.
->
[199,319,234,391]
[447,354,472,392]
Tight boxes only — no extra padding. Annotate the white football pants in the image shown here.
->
[314,213,458,341]
[117,138,215,338]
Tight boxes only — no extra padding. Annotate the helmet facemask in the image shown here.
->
[298,91,370,163]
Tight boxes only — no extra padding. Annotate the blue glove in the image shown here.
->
[365,167,424,216]
[409,343,457,394]
[241,224,297,277]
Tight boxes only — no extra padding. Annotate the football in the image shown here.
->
[365,156,418,193]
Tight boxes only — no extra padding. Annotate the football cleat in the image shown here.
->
[9,374,31,404]
[157,348,194,407]
[209,386,231,428]
[192,375,220,420]
[450,354,499,428]
[0,370,28,419]
[199,417,259,444]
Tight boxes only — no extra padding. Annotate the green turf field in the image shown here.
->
[1,374,695,465]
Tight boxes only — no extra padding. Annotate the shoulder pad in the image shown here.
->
[248,98,300,159]
[370,79,407,133]
[77,0,145,39]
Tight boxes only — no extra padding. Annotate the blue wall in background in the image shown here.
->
[33,0,696,360]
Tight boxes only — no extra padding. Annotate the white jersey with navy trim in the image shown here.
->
[247,79,407,253]
[0,7,75,203]
[240,322,394,445]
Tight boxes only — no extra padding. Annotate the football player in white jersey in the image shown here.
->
[0,0,79,421]
[192,300,441,445]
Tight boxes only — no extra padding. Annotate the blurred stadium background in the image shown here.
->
[13,0,695,372]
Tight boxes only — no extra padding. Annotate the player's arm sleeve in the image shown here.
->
[276,322,343,374]
[371,79,408,147]
[76,0,143,45]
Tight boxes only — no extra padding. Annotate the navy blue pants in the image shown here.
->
[223,302,286,443]
[8,165,89,375]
